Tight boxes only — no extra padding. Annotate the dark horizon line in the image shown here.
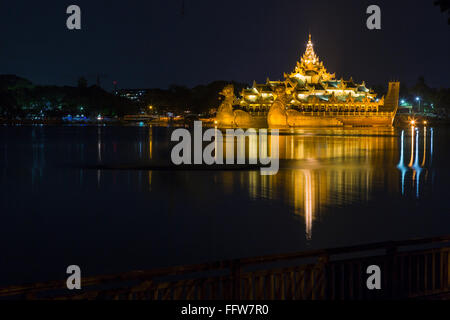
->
[2,73,447,92]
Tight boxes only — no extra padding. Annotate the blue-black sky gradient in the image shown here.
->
[0,0,449,90]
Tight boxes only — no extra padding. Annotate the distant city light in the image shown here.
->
[410,120,415,125]
[423,120,427,125]
[400,99,405,104]
[416,97,420,101]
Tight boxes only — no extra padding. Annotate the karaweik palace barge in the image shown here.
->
[216,35,399,128]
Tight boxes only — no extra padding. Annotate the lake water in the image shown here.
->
[1,124,449,286]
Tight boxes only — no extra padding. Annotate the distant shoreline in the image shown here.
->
[0,118,214,127]
[1,114,450,127]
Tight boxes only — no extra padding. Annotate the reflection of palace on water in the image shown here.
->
[216,130,399,240]
[213,127,434,240]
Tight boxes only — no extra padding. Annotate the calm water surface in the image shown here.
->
[1,124,449,286]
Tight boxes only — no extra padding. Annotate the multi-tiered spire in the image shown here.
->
[301,34,319,65]
[288,34,334,83]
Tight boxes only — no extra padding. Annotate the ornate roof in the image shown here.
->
[239,34,379,105]
[287,34,335,83]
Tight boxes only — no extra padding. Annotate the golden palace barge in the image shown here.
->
[216,35,399,128]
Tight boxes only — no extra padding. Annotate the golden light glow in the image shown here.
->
[410,120,416,125]
[237,34,383,117]
[216,34,400,128]
[408,126,415,167]
[421,127,427,167]
[303,170,313,240]
[240,130,398,240]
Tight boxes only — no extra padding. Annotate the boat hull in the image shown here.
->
[216,112,395,128]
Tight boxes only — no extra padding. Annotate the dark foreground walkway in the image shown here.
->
[1,236,450,300]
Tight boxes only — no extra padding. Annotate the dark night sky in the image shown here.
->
[0,0,448,90]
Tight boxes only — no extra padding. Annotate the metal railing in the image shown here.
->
[289,111,392,117]
[1,236,449,300]
[243,110,394,118]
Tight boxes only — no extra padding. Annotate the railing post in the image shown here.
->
[317,253,330,300]
[447,250,450,290]
[231,259,241,300]
[386,243,398,299]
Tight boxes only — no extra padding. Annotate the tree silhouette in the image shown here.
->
[434,0,450,24]
[77,77,88,89]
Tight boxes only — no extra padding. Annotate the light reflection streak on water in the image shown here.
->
[97,127,102,163]
[397,130,407,195]
[421,127,427,167]
[97,127,102,188]
[412,129,422,198]
[396,126,432,199]
[430,128,433,166]
[408,126,415,168]
[149,126,153,160]
[97,169,101,188]
[303,170,313,241]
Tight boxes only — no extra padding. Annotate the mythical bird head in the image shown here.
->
[219,84,234,99]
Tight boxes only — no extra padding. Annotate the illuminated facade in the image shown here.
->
[216,35,399,127]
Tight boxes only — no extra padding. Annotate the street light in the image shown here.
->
[415,97,421,113]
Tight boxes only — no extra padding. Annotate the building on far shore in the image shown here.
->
[115,89,148,103]
[398,100,413,114]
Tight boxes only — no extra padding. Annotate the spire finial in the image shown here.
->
[302,33,318,64]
